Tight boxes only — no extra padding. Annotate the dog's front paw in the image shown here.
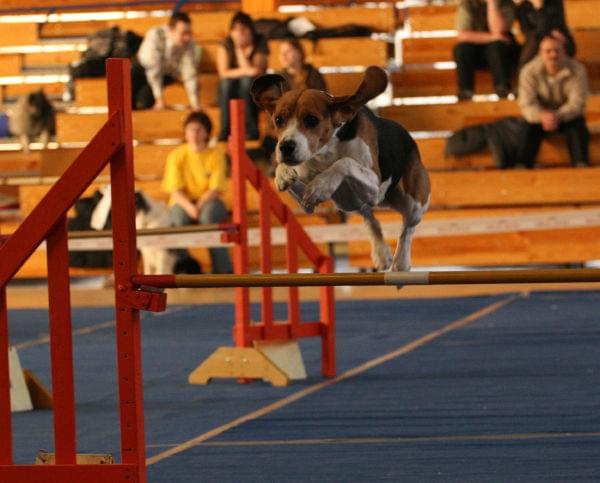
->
[274,164,297,192]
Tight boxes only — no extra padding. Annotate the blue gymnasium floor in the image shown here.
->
[7,291,600,481]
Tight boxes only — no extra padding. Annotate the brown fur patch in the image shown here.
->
[402,150,431,205]
[356,113,381,180]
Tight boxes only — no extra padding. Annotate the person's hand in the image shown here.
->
[186,205,200,220]
[551,29,567,46]
[153,97,166,110]
[540,111,559,132]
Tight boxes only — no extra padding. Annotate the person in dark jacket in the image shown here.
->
[515,0,575,68]
[216,11,269,141]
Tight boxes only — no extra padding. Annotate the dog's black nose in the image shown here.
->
[279,140,296,158]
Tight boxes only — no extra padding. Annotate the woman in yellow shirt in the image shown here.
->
[161,111,232,273]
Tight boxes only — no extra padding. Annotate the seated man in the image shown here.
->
[453,0,518,100]
[517,33,589,168]
[161,112,233,273]
[134,12,199,110]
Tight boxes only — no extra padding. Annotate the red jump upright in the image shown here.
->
[228,100,336,377]
[0,58,157,483]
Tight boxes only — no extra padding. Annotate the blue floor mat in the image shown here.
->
[6,291,600,481]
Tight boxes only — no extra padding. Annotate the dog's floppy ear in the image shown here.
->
[251,74,289,114]
[330,66,388,125]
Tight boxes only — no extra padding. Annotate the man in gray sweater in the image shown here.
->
[517,33,589,167]
[136,12,199,110]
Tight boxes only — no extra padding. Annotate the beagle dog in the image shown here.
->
[250,66,430,272]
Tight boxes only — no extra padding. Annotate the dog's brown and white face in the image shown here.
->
[251,66,388,167]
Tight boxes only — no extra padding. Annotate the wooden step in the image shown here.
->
[406,1,600,32]
[418,133,600,170]
[380,96,600,132]
[402,30,600,65]
[346,206,600,268]
[392,61,600,98]
[39,5,398,41]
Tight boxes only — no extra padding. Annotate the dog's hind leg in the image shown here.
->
[385,154,431,272]
[360,205,392,271]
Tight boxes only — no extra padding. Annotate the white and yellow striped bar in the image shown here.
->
[132,268,600,289]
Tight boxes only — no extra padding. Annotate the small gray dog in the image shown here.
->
[9,90,56,153]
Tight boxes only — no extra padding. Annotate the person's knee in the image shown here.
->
[170,205,194,226]
[199,198,228,224]
[453,42,473,61]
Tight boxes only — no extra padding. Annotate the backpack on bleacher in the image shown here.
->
[71,26,143,78]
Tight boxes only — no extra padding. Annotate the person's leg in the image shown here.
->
[240,75,259,140]
[453,42,479,100]
[131,60,154,110]
[516,121,545,168]
[484,41,513,97]
[199,199,233,273]
[218,78,240,141]
[560,116,590,166]
[169,204,195,261]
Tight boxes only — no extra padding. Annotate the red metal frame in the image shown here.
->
[228,100,336,377]
[0,58,152,483]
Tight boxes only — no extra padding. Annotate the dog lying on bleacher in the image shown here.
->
[250,66,430,272]
[8,90,55,153]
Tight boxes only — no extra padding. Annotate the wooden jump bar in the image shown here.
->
[132,268,600,288]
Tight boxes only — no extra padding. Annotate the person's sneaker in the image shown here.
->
[457,88,474,101]
[574,161,589,167]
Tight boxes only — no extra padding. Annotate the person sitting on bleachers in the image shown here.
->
[276,38,327,91]
[515,0,575,68]
[516,33,589,168]
[453,0,519,100]
[161,111,233,273]
[134,12,200,110]
[216,11,268,141]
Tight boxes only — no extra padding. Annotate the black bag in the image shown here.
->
[71,27,143,78]
[68,191,113,268]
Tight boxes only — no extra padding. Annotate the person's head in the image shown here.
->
[279,38,305,72]
[230,11,255,48]
[169,12,193,48]
[183,111,212,149]
[539,33,566,73]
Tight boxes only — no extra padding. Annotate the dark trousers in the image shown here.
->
[170,200,233,274]
[453,41,516,92]
[517,116,589,168]
[218,76,259,141]
[131,60,175,110]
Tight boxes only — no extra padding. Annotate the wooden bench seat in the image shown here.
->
[392,61,600,97]
[380,95,600,132]
[402,30,600,65]
[406,0,600,32]
[347,166,600,268]
[39,5,398,41]
[74,70,364,108]
[346,205,600,268]
[417,132,600,170]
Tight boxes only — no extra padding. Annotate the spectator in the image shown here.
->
[134,12,199,110]
[515,0,575,68]
[453,0,519,100]
[517,34,589,168]
[277,38,327,91]
[161,111,233,273]
[217,11,268,141]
